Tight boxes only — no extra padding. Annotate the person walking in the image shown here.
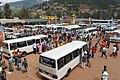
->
[97,37,100,45]
[89,40,92,50]
[0,65,2,80]
[0,47,3,53]
[0,65,2,73]
[94,43,98,53]
[42,41,47,52]
[81,53,87,69]
[8,57,14,72]
[101,46,107,59]
[110,45,117,58]
[12,49,17,57]
[99,42,103,52]
[1,68,6,80]
[33,42,37,54]
[17,49,22,58]
[115,43,119,56]
[106,39,110,49]
[91,46,95,59]
[0,51,2,61]
[22,58,28,73]
[17,56,22,70]
[14,53,18,66]
[86,50,91,67]
[1,60,8,70]
[38,43,42,54]
[101,65,109,80]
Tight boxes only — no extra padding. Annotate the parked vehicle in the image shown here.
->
[110,30,120,42]
[3,35,48,57]
[39,41,87,80]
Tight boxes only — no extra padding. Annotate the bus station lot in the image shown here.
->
[5,39,120,80]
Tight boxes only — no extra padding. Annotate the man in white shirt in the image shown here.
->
[0,65,2,73]
[101,46,107,59]
[113,45,117,53]
[101,65,109,80]
[33,42,37,54]
[0,47,3,53]
[110,45,117,58]
[102,71,109,80]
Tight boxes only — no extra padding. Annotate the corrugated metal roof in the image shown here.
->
[24,19,47,22]
[0,19,47,24]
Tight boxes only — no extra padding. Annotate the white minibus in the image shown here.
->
[39,41,87,80]
[110,30,120,42]
[35,25,47,29]
[83,27,97,35]
[64,25,81,33]
[92,20,114,26]
[23,25,38,31]
[2,35,48,57]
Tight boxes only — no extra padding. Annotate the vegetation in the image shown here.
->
[1,0,120,19]
[9,0,44,9]
[4,3,12,19]
[50,0,120,19]
[52,0,119,10]
[18,6,30,19]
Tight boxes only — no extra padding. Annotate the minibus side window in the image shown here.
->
[41,37,48,43]
[72,49,79,59]
[58,57,65,70]
[27,40,34,45]
[83,44,88,51]
[64,53,72,64]
[17,41,27,48]
[10,43,17,50]
[3,43,8,49]
[36,39,40,44]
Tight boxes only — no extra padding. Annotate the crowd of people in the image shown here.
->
[25,27,119,80]
[80,29,119,80]
[0,25,120,80]
[0,48,28,80]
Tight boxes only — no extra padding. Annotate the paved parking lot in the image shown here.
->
[4,38,120,80]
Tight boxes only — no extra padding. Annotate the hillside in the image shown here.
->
[9,0,45,9]
[52,0,120,9]
[1,0,120,19]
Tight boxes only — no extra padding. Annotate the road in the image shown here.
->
[5,38,120,80]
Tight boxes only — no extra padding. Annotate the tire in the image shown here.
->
[22,51,27,57]
[65,68,71,77]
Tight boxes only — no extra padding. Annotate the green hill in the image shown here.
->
[9,0,44,9]
[52,0,120,9]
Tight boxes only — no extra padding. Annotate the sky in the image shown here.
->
[0,0,23,5]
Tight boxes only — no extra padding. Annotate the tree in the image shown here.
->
[91,10,101,19]
[35,12,40,18]
[4,3,12,19]
[116,11,120,19]
[18,6,30,19]
[81,12,91,18]
[0,10,3,19]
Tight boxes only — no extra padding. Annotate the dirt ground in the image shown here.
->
[3,37,120,80]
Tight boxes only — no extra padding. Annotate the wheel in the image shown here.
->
[65,68,71,77]
[22,51,27,57]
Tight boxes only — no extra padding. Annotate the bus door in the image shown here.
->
[79,48,82,62]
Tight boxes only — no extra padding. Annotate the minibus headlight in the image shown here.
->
[52,75,58,79]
